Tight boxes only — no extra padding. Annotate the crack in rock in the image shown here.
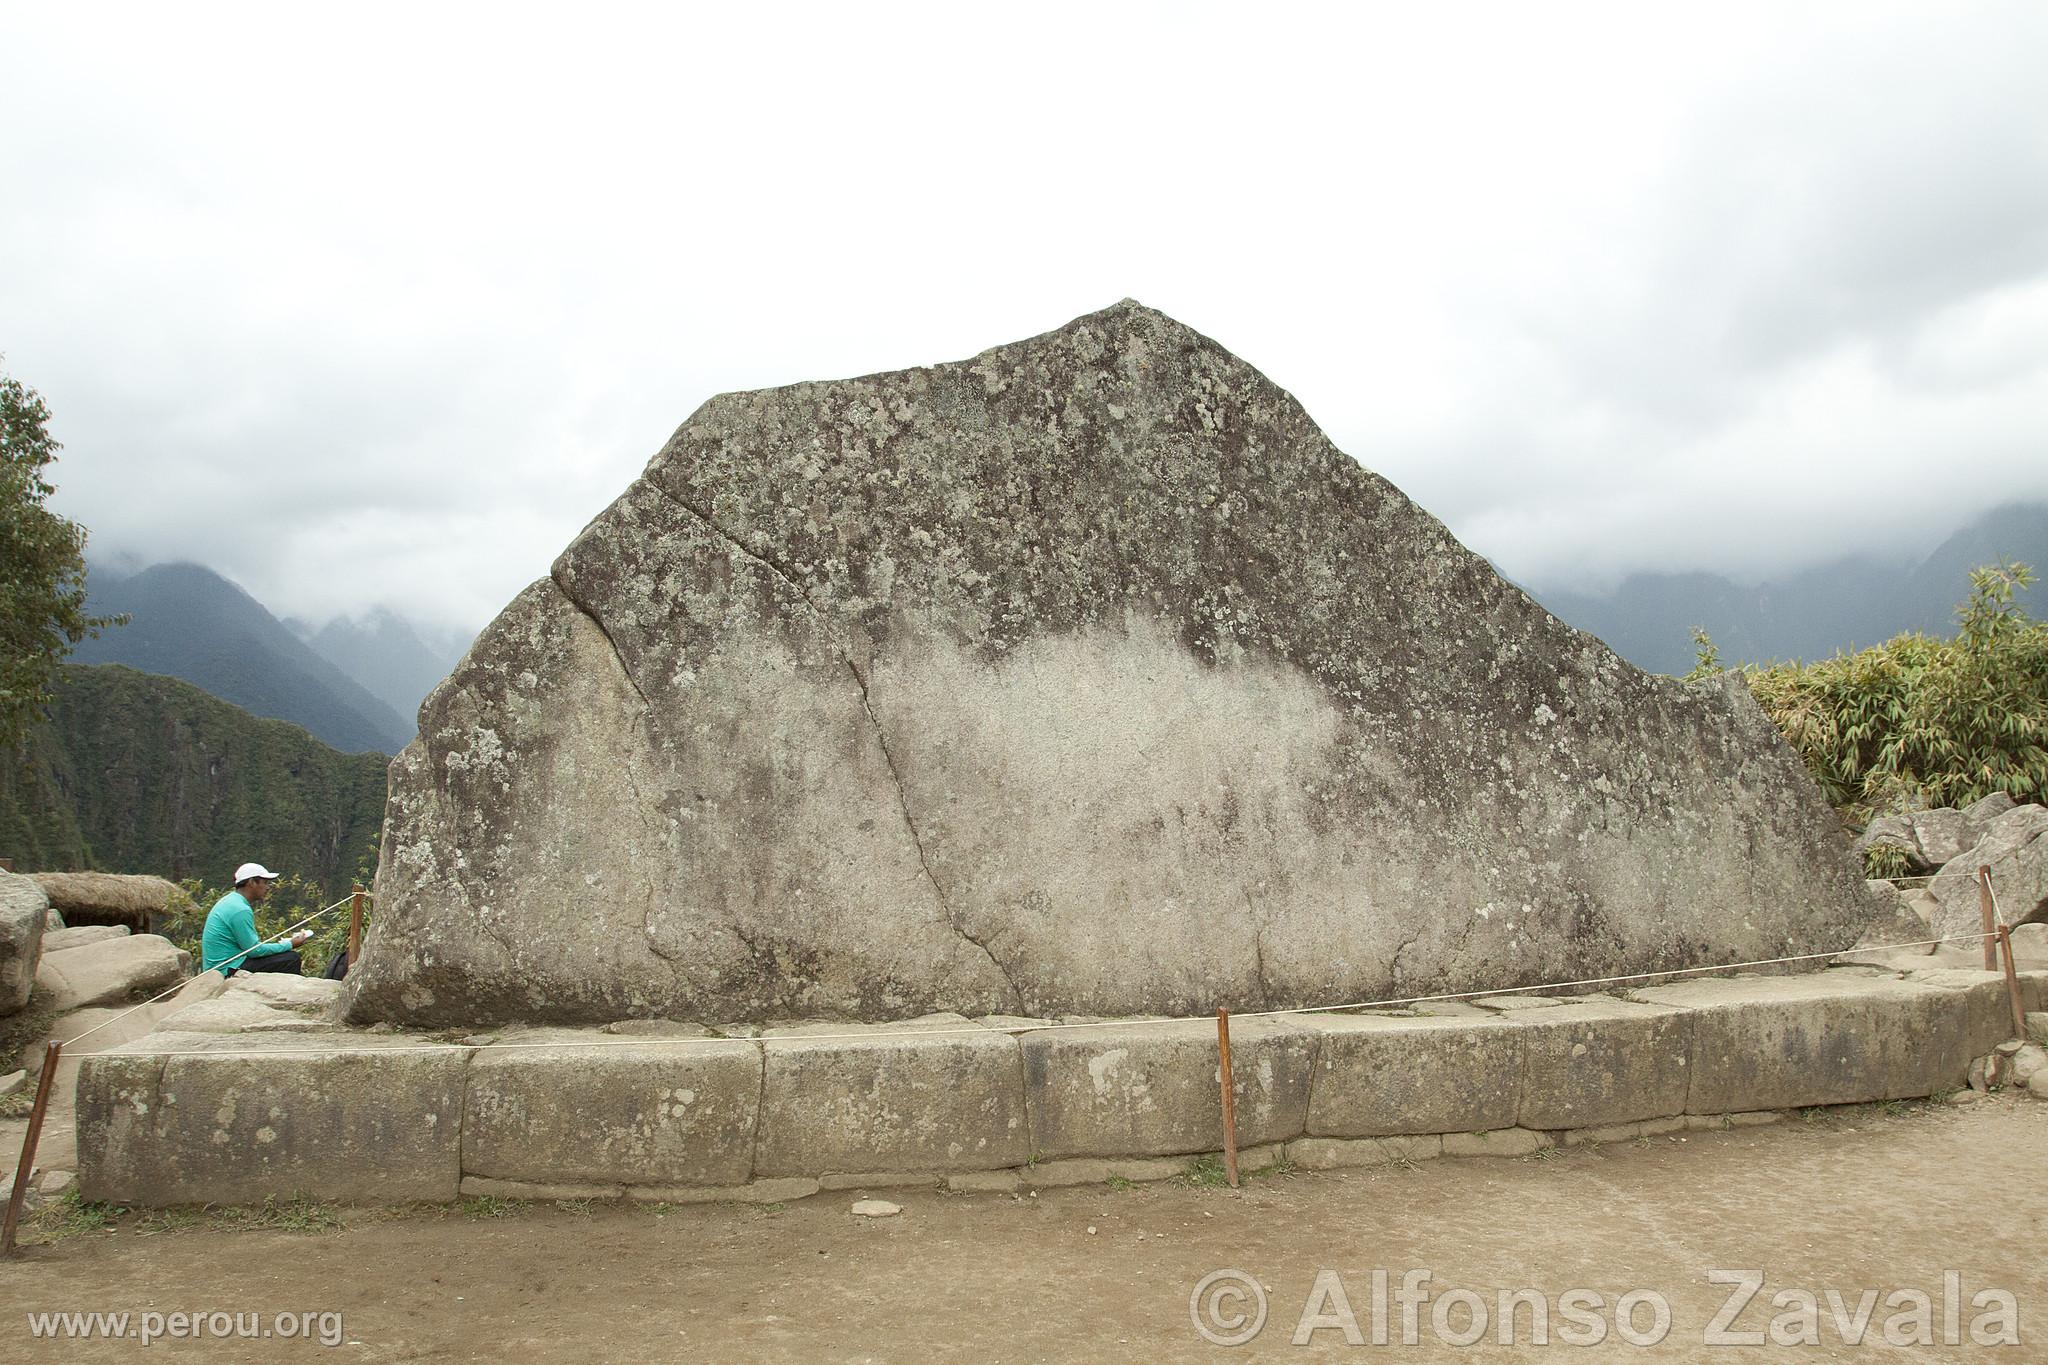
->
[547,574,679,989]
[845,656,1024,1013]
[652,482,821,609]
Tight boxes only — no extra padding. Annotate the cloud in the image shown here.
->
[3,1,2045,627]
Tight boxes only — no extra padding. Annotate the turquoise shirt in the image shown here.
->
[200,890,289,973]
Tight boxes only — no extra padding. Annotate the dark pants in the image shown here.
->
[235,949,303,976]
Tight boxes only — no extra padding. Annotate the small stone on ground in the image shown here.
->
[850,1200,901,1218]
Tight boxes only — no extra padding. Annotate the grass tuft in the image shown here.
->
[26,1189,120,1242]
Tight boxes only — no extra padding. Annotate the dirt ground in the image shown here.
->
[2,1096,2042,1363]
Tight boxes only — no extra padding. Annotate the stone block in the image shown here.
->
[1442,1127,1553,1158]
[77,1032,464,1205]
[755,1015,1027,1176]
[945,1169,1022,1193]
[1285,1135,1443,1170]
[464,1032,762,1189]
[1504,996,1693,1129]
[1300,1007,1521,1137]
[1635,972,1978,1111]
[460,1176,623,1201]
[1020,1158,1116,1188]
[817,1171,942,1191]
[1020,1017,1319,1160]
[625,1176,820,1205]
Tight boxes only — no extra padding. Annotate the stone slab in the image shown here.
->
[1443,1127,1553,1157]
[224,974,345,1009]
[623,1176,821,1205]
[37,935,188,1012]
[754,1016,1027,1176]
[42,925,130,954]
[1020,1017,1319,1160]
[1635,972,1980,1111]
[817,1171,943,1191]
[464,1034,761,1188]
[1504,996,1694,1129]
[1285,1135,1443,1170]
[461,1176,624,1201]
[76,1032,464,1205]
[1301,1006,1521,1137]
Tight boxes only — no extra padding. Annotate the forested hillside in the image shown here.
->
[75,562,413,753]
[0,663,388,899]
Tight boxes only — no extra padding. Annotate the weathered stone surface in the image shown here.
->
[1285,1135,1442,1169]
[155,996,307,1034]
[1443,1127,1553,1157]
[0,871,47,1015]
[1303,1007,1521,1137]
[1635,973,1987,1110]
[754,1015,1027,1176]
[464,1033,760,1188]
[1925,804,2048,943]
[77,1033,463,1205]
[225,974,344,1009]
[1503,997,1693,1130]
[1911,809,1975,869]
[817,1170,942,1191]
[1838,883,1937,964]
[345,302,1878,1028]
[625,1176,820,1205]
[36,934,187,1012]
[1021,1017,1319,1160]
[42,924,131,953]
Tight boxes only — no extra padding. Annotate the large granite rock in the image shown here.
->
[0,871,49,1015]
[1925,803,2048,944]
[346,302,1878,1028]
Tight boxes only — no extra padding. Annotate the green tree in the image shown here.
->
[0,364,120,744]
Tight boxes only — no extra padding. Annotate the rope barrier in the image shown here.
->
[56,894,360,1050]
[74,929,2010,1062]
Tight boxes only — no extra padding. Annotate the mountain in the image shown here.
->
[0,663,388,900]
[293,608,470,725]
[1531,501,2048,674]
[74,562,411,753]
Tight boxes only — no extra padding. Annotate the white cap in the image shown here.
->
[234,862,280,884]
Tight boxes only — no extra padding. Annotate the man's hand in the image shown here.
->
[289,929,313,947]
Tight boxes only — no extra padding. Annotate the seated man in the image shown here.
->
[201,862,312,976]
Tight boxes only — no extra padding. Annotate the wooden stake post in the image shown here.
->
[1217,1008,1240,1189]
[347,884,365,969]
[1978,866,1999,972]
[1997,926,2028,1040]
[2,1041,63,1255]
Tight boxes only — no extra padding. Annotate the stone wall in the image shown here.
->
[78,965,2043,1207]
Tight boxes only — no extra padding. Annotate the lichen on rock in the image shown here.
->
[344,301,1877,1028]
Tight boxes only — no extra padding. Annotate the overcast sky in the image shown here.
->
[5,2,2046,633]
